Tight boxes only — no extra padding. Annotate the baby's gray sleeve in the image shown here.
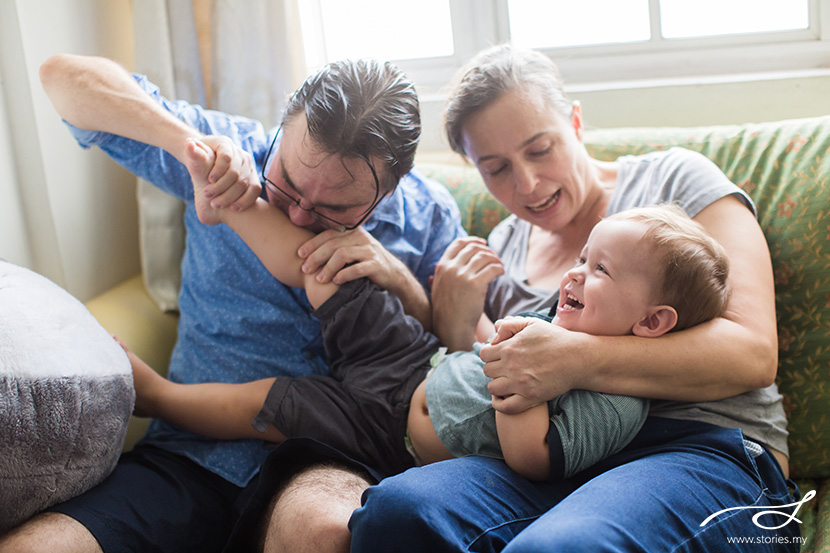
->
[548,391,649,480]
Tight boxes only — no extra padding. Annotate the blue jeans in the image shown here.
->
[350,418,801,552]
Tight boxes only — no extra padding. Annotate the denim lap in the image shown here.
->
[349,418,800,553]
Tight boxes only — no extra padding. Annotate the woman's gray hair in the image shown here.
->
[444,44,573,157]
[283,58,420,193]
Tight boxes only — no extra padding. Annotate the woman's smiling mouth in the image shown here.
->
[527,189,561,213]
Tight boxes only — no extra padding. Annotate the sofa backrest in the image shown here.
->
[418,115,830,479]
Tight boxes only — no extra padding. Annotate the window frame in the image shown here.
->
[300,0,830,95]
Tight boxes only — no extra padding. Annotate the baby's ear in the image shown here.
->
[632,306,678,338]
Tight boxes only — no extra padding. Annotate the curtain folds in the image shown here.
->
[133,0,304,311]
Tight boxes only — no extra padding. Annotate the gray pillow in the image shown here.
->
[0,260,134,533]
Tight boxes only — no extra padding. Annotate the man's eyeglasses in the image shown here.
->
[261,133,384,232]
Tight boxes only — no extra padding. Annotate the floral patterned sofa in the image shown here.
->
[418,114,830,552]
[86,115,829,551]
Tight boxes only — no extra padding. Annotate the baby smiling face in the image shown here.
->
[554,218,663,337]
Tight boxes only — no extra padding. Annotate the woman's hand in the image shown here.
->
[431,237,504,351]
[197,135,262,212]
[480,318,590,414]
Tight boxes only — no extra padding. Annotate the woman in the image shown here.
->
[349,44,798,552]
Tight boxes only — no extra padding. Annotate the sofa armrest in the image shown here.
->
[84,274,179,451]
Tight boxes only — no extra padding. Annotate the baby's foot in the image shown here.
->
[184,138,223,225]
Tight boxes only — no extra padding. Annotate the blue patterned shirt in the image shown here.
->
[66,74,465,486]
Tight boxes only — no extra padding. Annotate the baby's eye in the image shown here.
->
[575,256,586,266]
[596,264,609,275]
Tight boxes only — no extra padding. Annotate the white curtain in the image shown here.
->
[0,0,64,284]
[133,0,305,311]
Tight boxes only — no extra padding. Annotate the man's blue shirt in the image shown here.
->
[67,74,465,486]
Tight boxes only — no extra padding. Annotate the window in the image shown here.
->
[299,0,454,62]
[507,0,810,48]
[299,0,829,92]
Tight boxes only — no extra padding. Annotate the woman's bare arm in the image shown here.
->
[483,195,777,413]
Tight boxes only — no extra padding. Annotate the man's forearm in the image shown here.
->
[388,271,433,331]
[39,53,199,161]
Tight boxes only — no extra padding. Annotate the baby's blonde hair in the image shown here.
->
[606,204,730,331]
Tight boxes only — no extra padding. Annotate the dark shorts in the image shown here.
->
[253,278,440,477]
[223,437,379,553]
[47,444,244,553]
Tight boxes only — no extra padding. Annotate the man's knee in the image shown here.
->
[0,512,102,553]
[261,463,371,553]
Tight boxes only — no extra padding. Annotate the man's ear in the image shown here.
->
[632,306,678,338]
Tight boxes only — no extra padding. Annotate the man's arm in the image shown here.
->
[40,54,196,162]
[39,53,260,209]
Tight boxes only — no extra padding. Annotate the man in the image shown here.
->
[0,54,463,553]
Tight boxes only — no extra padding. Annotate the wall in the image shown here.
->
[0,0,138,302]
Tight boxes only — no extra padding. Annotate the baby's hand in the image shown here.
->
[184,138,224,226]
[490,316,535,346]
[114,335,165,418]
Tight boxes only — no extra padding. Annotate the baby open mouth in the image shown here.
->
[561,293,584,311]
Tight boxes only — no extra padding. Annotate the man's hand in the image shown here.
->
[198,135,261,212]
[298,227,433,327]
[297,227,406,288]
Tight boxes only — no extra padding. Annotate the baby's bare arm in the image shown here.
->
[184,138,337,307]
[119,337,286,442]
[495,403,550,481]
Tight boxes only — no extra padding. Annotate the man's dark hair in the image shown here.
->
[283,59,420,193]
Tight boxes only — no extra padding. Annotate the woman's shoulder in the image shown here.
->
[611,147,751,217]
[618,147,718,173]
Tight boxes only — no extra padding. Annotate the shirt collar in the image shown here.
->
[362,183,405,233]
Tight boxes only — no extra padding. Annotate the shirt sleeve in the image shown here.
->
[62,73,270,201]
[547,391,649,480]
[414,186,467,289]
[369,170,466,291]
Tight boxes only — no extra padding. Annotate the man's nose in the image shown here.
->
[288,205,318,229]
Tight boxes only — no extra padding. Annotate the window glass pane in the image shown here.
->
[508,0,651,49]
[660,0,809,39]
[305,0,454,62]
